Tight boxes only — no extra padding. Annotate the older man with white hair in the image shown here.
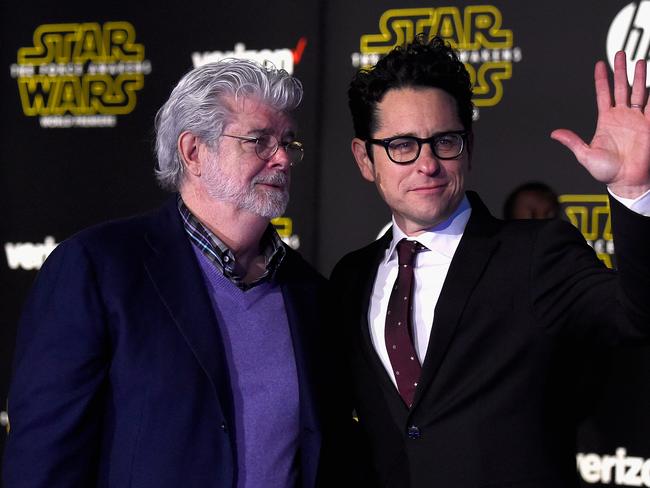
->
[3,59,336,488]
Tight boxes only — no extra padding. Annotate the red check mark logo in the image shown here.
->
[292,37,308,64]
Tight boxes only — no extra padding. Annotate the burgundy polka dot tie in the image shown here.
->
[385,238,423,407]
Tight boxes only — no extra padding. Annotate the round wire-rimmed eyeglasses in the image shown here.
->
[222,133,304,166]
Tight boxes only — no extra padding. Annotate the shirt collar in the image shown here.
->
[176,195,286,289]
[385,194,472,264]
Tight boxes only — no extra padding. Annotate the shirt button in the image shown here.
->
[407,425,420,439]
[220,422,227,432]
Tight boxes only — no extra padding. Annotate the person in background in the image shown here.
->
[331,35,650,487]
[3,59,340,488]
[503,181,560,219]
[503,181,612,422]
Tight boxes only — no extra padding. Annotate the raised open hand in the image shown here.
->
[551,51,650,199]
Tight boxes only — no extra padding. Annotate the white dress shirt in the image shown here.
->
[369,190,650,389]
[368,196,472,387]
[608,187,650,216]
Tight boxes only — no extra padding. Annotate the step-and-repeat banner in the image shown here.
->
[1,1,649,485]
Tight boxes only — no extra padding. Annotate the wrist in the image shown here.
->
[606,184,650,199]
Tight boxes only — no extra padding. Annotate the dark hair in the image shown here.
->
[348,35,473,141]
[503,182,560,220]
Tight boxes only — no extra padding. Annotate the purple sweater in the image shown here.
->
[193,247,300,488]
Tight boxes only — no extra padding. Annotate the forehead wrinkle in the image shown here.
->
[375,99,463,140]
[226,104,294,136]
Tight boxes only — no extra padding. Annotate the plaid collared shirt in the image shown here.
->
[177,195,286,290]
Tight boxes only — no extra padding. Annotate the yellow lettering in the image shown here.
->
[72,23,104,63]
[559,195,612,241]
[104,22,144,61]
[86,75,111,112]
[17,77,54,115]
[360,6,512,53]
[464,6,512,49]
[18,22,144,65]
[18,24,78,64]
[50,77,85,115]
[17,73,144,116]
[466,61,511,106]
[271,217,293,238]
[361,8,435,53]
[93,74,144,114]
[559,195,614,268]
[429,7,464,47]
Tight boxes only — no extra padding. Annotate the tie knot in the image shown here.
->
[396,239,423,267]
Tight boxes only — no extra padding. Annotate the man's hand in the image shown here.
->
[551,51,650,199]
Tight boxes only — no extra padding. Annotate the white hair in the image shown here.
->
[154,58,303,191]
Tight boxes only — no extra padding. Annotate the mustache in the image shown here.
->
[253,172,288,188]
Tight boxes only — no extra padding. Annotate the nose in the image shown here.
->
[267,145,292,170]
[416,142,441,175]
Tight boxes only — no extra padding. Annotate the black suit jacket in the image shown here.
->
[330,192,650,488]
[4,197,336,488]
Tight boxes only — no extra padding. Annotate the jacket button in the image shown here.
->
[407,425,420,439]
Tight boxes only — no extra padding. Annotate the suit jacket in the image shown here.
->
[3,197,332,488]
[330,191,650,488]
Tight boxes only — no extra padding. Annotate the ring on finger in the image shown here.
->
[630,103,644,109]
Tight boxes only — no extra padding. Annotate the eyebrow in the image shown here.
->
[377,129,464,139]
[245,128,297,139]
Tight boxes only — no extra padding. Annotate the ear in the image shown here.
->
[178,131,203,177]
[351,138,376,182]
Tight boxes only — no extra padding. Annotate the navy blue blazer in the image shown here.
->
[3,197,330,488]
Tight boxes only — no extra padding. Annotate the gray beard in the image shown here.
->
[204,167,289,219]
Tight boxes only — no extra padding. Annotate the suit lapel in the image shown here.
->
[276,255,322,488]
[357,233,387,368]
[278,254,319,429]
[142,198,235,425]
[356,232,412,415]
[412,192,501,409]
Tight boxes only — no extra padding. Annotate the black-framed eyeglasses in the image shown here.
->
[365,131,467,164]
[222,133,304,165]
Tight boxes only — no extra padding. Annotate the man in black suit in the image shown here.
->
[331,36,650,487]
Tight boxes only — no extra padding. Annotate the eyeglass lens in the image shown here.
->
[387,133,463,163]
[256,135,304,163]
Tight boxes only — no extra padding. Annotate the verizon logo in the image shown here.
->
[5,236,58,270]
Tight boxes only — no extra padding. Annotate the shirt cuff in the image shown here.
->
[608,187,650,216]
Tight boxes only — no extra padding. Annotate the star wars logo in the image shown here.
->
[559,195,615,269]
[351,6,522,117]
[9,21,151,128]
